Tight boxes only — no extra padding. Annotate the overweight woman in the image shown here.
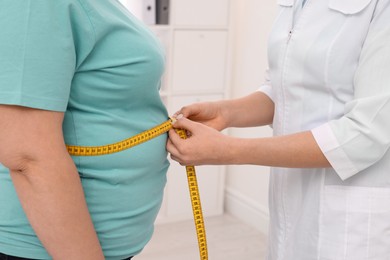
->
[0,0,169,259]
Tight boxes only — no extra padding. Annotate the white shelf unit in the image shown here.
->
[123,0,232,223]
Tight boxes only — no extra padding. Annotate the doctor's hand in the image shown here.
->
[167,116,234,166]
[172,101,229,131]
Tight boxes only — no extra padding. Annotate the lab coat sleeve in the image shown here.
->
[312,1,390,180]
[257,69,275,102]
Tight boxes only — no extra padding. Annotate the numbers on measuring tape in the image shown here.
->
[183,163,208,260]
[67,120,173,156]
[66,119,209,260]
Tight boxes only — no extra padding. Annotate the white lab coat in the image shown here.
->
[259,0,390,259]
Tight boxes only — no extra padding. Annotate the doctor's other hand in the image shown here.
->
[173,101,229,131]
[167,116,234,166]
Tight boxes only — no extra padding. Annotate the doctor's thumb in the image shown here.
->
[172,115,197,133]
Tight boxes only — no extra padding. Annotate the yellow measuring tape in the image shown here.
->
[66,118,208,260]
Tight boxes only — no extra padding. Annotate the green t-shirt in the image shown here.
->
[0,0,169,259]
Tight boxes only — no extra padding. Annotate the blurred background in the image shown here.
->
[119,0,278,259]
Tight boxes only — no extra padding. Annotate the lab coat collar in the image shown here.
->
[278,0,294,7]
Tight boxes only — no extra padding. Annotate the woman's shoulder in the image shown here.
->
[2,0,93,18]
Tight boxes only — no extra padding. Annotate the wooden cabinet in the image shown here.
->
[122,0,231,223]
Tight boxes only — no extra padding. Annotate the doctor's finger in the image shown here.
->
[169,154,185,165]
[172,116,199,133]
[167,138,189,165]
[166,136,180,155]
[180,104,202,117]
[173,103,202,119]
[167,129,187,149]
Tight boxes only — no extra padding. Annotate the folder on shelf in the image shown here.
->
[156,0,170,25]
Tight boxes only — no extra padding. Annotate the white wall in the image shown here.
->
[225,0,277,234]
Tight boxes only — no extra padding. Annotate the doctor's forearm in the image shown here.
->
[222,91,274,128]
[227,131,331,168]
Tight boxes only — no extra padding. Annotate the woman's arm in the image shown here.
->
[0,105,104,260]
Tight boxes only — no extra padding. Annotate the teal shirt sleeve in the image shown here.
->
[0,0,94,112]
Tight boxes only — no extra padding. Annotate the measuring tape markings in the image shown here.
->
[67,120,173,156]
[175,128,208,260]
[66,118,208,260]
